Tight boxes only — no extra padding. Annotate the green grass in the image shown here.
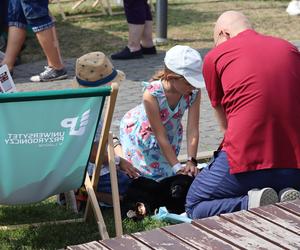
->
[0,198,169,249]
[0,198,80,225]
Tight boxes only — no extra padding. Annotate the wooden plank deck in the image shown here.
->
[67,199,300,250]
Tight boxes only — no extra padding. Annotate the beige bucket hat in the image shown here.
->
[73,51,125,88]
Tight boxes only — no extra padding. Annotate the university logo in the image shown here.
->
[61,109,90,136]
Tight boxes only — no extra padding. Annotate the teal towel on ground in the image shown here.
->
[152,206,192,224]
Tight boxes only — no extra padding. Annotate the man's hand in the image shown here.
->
[119,157,140,178]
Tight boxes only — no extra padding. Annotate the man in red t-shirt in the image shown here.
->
[186,11,300,219]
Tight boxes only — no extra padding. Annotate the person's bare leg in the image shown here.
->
[51,24,63,66]
[127,23,144,52]
[1,26,26,71]
[141,20,154,48]
[35,26,64,69]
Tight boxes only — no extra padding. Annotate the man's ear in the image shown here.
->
[223,29,231,39]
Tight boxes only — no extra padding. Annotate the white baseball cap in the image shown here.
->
[164,45,205,88]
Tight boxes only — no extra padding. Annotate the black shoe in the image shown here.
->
[141,45,157,55]
[111,46,143,60]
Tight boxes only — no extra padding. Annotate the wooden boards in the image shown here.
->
[67,199,300,249]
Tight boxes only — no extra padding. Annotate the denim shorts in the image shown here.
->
[8,0,54,33]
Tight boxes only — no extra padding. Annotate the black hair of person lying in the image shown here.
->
[121,174,194,220]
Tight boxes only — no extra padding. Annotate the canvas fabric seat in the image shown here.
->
[0,83,122,239]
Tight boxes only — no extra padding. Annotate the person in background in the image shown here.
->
[111,0,156,60]
[186,11,300,220]
[120,45,204,180]
[1,0,67,82]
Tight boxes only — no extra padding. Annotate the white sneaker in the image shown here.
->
[279,188,300,202]
[248,188,279,209]
[286,0,300,16]
[30,66,67,82]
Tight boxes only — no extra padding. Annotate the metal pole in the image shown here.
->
[155,0,168,44]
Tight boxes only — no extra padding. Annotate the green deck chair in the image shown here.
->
[0,83,122,239]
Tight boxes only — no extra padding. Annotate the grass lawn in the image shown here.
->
[0,198,169,249]
[1,0,299,249]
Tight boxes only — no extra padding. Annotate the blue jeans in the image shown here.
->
[186,151,300,219]
[8,0,54,33]
[97,171,132,196]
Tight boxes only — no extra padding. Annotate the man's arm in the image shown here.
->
[214,104,227,133]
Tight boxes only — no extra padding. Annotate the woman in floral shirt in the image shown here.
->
[120,45,204,181]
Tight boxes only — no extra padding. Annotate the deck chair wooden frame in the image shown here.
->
[84,82,123,238]
[0,83,122,240]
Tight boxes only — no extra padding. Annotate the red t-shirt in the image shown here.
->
[203,29,300,174]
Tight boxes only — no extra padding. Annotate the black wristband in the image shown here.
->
[187,156,197,166]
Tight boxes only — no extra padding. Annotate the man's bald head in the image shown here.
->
[214,11,252,47]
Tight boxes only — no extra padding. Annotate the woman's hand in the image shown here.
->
[119,157,141,178]
[178,161,199,177]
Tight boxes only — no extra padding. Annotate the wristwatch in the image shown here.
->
[187,156,197,166]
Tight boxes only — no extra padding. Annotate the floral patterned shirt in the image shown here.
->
[120,80,198,180]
